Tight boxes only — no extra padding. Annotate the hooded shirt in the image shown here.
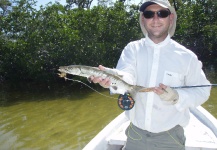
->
[115,35,211,133]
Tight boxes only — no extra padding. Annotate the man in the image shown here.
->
[91,0,211,149]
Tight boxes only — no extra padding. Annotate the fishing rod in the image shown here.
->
[114,84,217,110]
[62,73,217,110]
[171,84,217,89]
[139,84,217,92]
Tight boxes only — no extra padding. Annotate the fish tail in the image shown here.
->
[130,86,153,95]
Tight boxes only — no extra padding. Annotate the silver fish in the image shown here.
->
[58,65,152,95]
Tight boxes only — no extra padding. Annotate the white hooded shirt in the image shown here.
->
[115,35,211,133]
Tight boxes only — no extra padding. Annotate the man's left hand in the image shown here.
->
[153,83,179,104]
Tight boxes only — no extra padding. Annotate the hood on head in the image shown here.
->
[139,0,177,37]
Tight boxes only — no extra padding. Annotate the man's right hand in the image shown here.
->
[89,65,111,88]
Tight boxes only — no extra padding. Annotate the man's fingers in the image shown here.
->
[91,76,102,83]
[89,75,110,88]
[153,87,164,95]
[99,77,111,88]
[88,65,111,88]
[100,77,109,84]
[159,83,167,90]
[98,65,105,71]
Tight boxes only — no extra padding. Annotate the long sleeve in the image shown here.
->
[175,55,211,112]
[110,36,211,132]
[115,42,138,85]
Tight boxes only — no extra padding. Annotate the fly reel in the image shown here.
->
[118,93,135,110]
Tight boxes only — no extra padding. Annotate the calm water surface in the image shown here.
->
[0,81,217,150]
[0,83,122,150]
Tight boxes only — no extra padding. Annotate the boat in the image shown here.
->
[83,106,217,150]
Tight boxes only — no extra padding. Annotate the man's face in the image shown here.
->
[141,4,174,43]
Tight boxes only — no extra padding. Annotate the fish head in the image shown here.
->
[58,66,81,76]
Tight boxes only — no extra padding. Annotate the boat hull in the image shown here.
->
[83,106,217,150]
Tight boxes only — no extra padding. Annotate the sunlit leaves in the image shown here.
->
[0,0,12,16]
[1,0,217,82]
[0,1,140,81]
[174,0,217,66]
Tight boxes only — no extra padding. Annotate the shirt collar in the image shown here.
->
[145,34,171,48]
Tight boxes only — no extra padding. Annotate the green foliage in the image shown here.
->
[0,1,140,82]
[0,0,12,16]
[174,0,217,67]
[66,0,93,9]
[0,0,217,82]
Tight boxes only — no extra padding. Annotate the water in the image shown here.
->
[0,83,122,150]
[0,82,216,150]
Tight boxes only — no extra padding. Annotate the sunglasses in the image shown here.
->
[143,10,171,19]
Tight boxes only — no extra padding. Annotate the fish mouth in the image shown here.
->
[58,68,64,73]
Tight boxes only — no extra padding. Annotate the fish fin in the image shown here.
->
[117,75,124,78]
[139,87,154,92]
[131,86,153,93]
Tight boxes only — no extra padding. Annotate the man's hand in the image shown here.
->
[89,65,111,88]
[153,83,179,104]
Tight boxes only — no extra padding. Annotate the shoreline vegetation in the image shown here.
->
[1,0,217,83]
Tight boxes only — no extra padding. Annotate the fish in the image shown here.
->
[58,65,153,95]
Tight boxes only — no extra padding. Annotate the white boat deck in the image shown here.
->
[107,115,217,150]
[83,106,217,150]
